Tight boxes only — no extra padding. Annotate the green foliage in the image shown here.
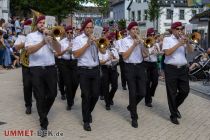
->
[148,0,161,22]
[117,19,126,30]
[10,0,86,23]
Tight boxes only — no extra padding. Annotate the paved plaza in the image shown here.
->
[0,68,210,140]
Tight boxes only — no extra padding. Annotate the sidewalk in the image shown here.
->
[0,68,210,140]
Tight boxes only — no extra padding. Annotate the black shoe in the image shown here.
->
[83,123,91,131]
[123,87,127,90]
[89,115,92,123]
[66,106,71,111]
[145,103,153,107]
[127,105,131,111]
[25,107,31,114]
[61,95,66,100]
[110,100,114,105]
[131,119,138,128]
[176,110,182,119]
[170,116,179,125]
[38,127,47,137]
[106,106,111,110]
[100,96,104,100]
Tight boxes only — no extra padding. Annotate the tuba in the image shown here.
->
[20,49,29,67]
[31,9,43,31]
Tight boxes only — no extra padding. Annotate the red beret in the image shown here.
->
[81,18,93,31]
[24,19,32,26]
[65,25,73,31]
[36,15,45,24]
[103,26,109,32]
[147,28,155,36]
[171,22,182,29]
[127,21,138,30]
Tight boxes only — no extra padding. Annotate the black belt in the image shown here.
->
[101,65,113,68]
[79,66,99,70]
[166,64,187,69]
[125,63,142,66]
[30,65,55,69]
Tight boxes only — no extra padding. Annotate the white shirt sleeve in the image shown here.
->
[72,36,82,51]
[162,37,171,51]
[119,39,128,53]
[25,34,33,48]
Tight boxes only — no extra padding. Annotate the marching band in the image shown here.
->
[11,11,200,136]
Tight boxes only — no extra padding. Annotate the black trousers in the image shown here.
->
[22,65,33,108]
[56,58,66,96]
[143,61,159,104]
[101,65,119,107]
[59,59,79,107]
[119,55,127,88]
[30,65,57,128]
[164,64,189,118]
[78,66,100,123]
[124,63,147,120]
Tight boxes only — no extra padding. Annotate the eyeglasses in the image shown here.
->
[66,31,73,34]
[175,28,184,31]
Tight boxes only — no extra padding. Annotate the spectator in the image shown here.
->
[15,17,22,36]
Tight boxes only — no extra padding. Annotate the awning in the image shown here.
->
[189,9,210,25]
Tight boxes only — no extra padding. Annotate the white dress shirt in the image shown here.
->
[144,43,160,62]
[119,35,143,63]
[25,31,55,67]
[99,48,119,66]
[59,37,74,60]
[162,34,187,66]
[72,33,99,67]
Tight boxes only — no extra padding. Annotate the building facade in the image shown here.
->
[127,0,205,34]
[0,0,10,21]
[111,0,131,21]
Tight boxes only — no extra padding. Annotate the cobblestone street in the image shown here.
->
[0,68,210,140]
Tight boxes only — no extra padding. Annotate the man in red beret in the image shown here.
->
[72,18,100,131]
[25,15,61,137]
[119,21,148,128]
[162,21,194,125]
[56,25,79,111]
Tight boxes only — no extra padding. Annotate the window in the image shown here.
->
[192,10,197,16]
[138,0,141,3]
[132,11,135,21]
[143,0,147,2]
[179,10,185,20]
[166,9,172,19]
[137,10,141,21]
[144,10,147,20]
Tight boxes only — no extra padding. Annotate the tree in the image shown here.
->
[10,0,87,23]
[147,0,161,32]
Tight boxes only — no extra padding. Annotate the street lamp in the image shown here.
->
[170,3,174,25]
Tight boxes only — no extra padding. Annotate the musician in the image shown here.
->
[143,28,161,107]
[25,15,61,136]
[115,31,127,90]
[72,18,100,131]
[57,25,79,110]
[99,36,119,110]
[162,22,193,125]
[119,21,148,128]
[14,19,32,114]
